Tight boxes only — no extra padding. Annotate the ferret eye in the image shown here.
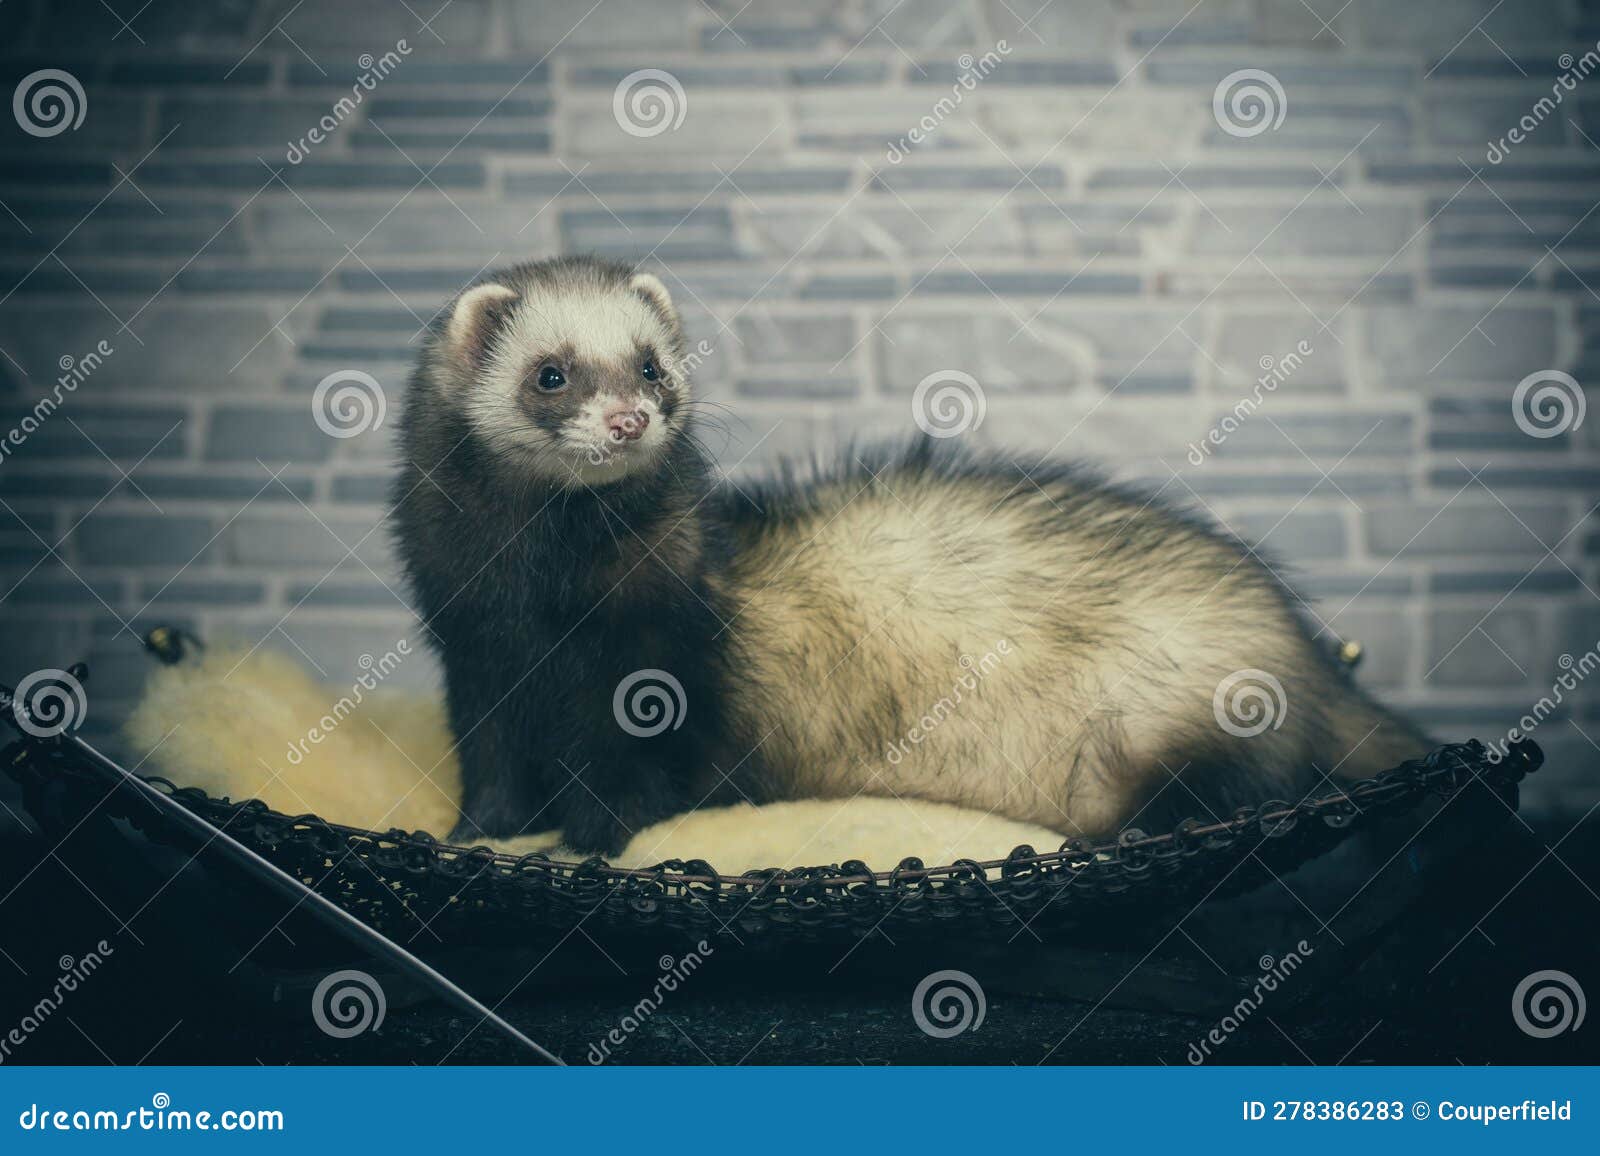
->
[536,365,566,391]
[640,359,659,381]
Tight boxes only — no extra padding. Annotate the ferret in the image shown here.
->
[393,255,1430,856]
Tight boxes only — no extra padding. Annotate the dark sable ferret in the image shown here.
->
[394,256,1430,855]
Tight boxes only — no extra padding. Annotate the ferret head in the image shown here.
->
[432,257,691,487]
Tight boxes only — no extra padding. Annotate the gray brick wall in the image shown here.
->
[1,0,1597,812]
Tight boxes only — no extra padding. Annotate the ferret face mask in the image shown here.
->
[443,268,689,486]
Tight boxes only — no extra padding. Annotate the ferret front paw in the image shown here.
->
[559,802,634,858]
[446,816,491,846]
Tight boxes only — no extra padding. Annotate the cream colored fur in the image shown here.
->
[719,466,1429,837]
[124,644,465,838]
[123,644,1065,872]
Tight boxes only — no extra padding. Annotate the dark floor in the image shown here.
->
[1,759,1596,1067]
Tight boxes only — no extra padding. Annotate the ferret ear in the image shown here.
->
[445,282,518,371]
[630,272,679,330]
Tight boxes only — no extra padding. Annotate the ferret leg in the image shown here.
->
[444,662,546,842]
[555,676,693,856]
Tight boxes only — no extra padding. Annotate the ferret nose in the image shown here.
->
[605,405,649,441]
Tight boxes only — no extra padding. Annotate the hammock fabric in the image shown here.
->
[5,724,1543,948]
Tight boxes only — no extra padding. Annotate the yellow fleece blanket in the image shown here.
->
[123,644,1065,873]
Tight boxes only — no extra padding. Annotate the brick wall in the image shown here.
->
[1,0,1596,812]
